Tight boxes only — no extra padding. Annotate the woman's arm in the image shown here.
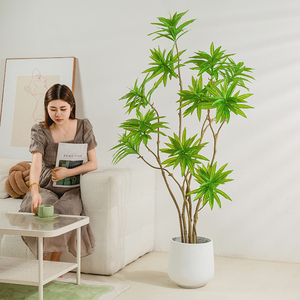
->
[51,148,98,182]
[30,151,43,214]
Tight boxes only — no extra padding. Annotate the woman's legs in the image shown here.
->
[50,252,63,277]
[43,252,61,261]
[43,252,51,260]
[50,252,62,261]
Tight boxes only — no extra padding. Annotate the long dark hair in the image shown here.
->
[43,84,76,128]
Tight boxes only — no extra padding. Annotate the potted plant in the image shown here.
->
[111,11,254,288]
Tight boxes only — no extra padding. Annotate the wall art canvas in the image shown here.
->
[0,57,76,159]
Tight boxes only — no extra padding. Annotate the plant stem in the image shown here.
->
[187,112,210,186]
[193,196,203,241]
[208,116,226,167]
[160,169,184,242]
[143,143,186,242]
[187,191,193,243]
[181,198,188,243]
[174,42,183,140]
[150,103,162,159]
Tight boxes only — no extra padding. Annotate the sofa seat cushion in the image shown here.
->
[0,198,23,213]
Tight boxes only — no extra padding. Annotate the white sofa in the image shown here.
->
[0,158,155,275]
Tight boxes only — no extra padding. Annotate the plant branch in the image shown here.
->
[142,143,185,241]
[138,155,161,170]
[175,42,183,140]
[209,117,226,166]
[181,197,188,243]
[217,119,226,136]
[187,112,211,186]
[144,144,182,189]
[184,173,193,243]
[150,103,162,159]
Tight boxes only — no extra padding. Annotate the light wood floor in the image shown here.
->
[64,252,300,300]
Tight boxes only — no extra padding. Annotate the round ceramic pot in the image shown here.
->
[168,236,214,288]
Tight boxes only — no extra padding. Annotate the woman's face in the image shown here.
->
[47,99,73,126]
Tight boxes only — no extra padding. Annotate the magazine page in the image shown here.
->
[53,143,88,187]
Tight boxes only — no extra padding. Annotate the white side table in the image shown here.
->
[0,212,89,300]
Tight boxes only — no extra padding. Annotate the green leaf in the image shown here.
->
[178,76,213,121]
[206,78,254,123]
[149,11,195,42]
[119,109,169,147]
[143,47,180,86]
[188,162,233,210]
[216,189,232,201]
[187,43,234,80]
[161,128,208,176]
[120,78,150,113]
[111,132,140,164]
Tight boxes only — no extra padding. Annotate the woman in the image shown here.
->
[20,83,98,262]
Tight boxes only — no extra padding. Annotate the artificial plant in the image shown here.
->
[112,11,254,244]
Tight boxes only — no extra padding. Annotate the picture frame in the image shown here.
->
[0,57,76,159]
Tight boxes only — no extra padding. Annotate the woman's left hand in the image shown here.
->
[51,167,69,182]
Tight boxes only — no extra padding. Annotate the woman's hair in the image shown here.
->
[43,84,76,128]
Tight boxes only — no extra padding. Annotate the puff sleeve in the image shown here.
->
[82,118,98,150]
[29,124,46,155]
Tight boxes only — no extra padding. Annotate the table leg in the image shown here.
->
[38,236,43,300]
[76,227,81,285]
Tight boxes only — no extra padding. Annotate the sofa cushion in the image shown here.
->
[0,158,23,199]
[0,198,23,212]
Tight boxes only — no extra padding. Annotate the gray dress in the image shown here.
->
[20,118,97,258]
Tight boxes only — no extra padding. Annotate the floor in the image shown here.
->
[64,252,300,300]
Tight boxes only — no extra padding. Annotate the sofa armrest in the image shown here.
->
[77,167,155,275]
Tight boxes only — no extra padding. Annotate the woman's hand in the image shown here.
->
[51,167,69,182]
[31,192,42,215]
[51,149,97,182]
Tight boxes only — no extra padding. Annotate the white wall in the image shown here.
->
[0,0,299,263]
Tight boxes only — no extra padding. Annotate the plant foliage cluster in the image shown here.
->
[112,11,254,243]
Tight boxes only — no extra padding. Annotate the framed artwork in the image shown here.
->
[0,57,76,159]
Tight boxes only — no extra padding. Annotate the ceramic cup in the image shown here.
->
[38,205,54,218]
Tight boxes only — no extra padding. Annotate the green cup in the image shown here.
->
[38,205,54,218]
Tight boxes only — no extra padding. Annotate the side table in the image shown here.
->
[0,212,89,300]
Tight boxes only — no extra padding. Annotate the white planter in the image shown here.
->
[168,236,214,288]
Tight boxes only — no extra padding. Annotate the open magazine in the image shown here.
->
[53,143,88,187]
